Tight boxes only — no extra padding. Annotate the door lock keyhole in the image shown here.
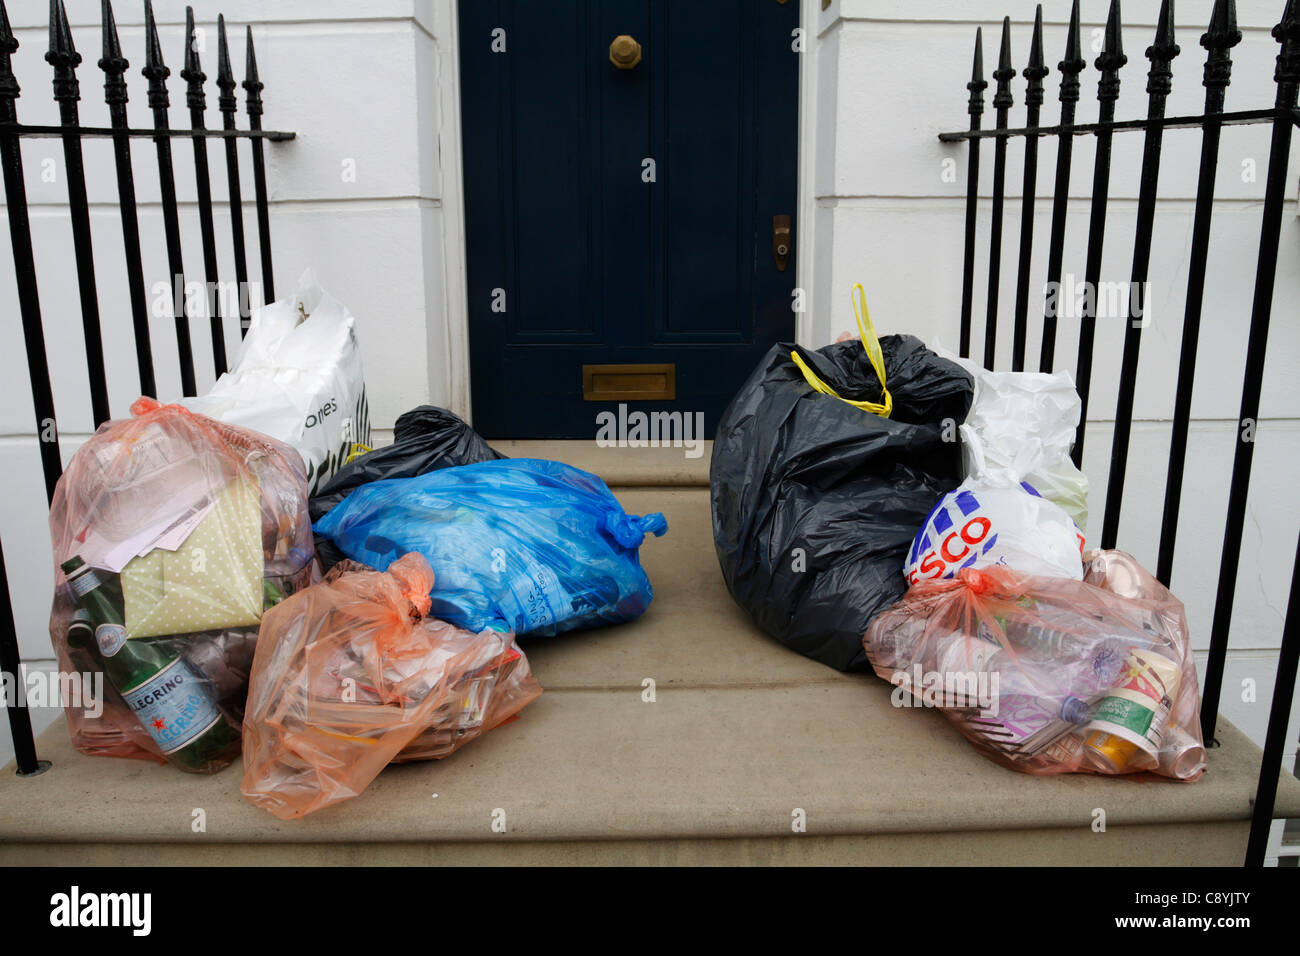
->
[773,215,792,271]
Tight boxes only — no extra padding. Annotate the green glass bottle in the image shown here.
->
[62,556,239,773]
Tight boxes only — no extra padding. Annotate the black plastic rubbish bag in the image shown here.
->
[711,335,974,671]
[309,405,503,523]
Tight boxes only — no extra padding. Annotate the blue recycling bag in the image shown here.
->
[313,458,668,636]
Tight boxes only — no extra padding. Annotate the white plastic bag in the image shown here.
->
[935,348,1090,530]
[904,471,1085,585]
[182,270,370,494]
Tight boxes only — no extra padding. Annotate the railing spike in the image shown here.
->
[180,5,205,111]
[1064,0,1082,61]
[1027,5,1045,72]
[1024,5,1049,108]
[1103,0,1125,62]
[216,13,236,114]
[50,0,76,58]
[968,27,987,116]
[243,25,263,118]
[183,4,200,72]
[143,0,166,72]
[142,0,169,110]
[0,0,13,50]
[100,0,121,61]
[1150,0,1180,58]
[1282,0,1300,32]
[46,0,80,104]
[993,16,1015,110]
[47,0,77,61]
[0,0,18,108]
[1146,0,1180,96]
[1275,0,1300,89]
[99,0,128,106]
[1200,1,1240,98]
[1096,0,1127,103]
[1059,0,1086,104]
[1203,0,1242,55]
[1153,0,1177,47]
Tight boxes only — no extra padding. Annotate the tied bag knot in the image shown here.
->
[790,283,893,418]
[605,510,668,549]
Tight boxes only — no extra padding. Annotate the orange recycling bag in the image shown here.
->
[241,552,542,819]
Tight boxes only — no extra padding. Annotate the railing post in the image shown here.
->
[1011,5,1047,373]
[983,17,1015,370]
[1157,0,1241,586]
[1201,0,1300,746]
[47,0,111,427]
[1071,0,1127,467]
[1099,0,1180,550]
[216,15,250,333]
[99,0,156,399]
[958,29,986,360]
[1039,0,1084,374]
[180,4,228,377]
[0,0,50,778]
[0,0,61,505]
[143,0,197,396]
[244,25,275,304]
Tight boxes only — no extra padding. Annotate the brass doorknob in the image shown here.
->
[609,35,642,70]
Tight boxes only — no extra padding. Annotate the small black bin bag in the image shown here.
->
[710,336,974,671]
[310,405,504,523]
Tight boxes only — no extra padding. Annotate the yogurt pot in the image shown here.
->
[1083,647,1181,770]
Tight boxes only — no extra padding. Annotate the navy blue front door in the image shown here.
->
[459,0,800,438]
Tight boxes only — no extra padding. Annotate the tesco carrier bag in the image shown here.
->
[904,472,1085,586]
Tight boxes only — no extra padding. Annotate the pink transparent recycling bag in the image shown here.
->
[864,550,1206,780]
[47,398,316,769]
[241,552,543,819]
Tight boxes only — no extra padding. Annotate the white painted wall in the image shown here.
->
[0,0,1296,804]
[805,0,1300,771]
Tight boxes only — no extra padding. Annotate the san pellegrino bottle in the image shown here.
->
[62,556,238,773]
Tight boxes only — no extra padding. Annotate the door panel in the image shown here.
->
[459,0,799,438]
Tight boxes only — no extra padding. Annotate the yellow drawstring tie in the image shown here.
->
[343,443,373,465]
[790,283,892,418]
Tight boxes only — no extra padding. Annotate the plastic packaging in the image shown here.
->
[181,270,370,494]
[309,405,504,524]
[47,398,316,770]
[314,458,668,636]
[940,350,1090,529]
[864,550,1205,779]
[904,471,1085,585]
[240,554,542,819]
[711,290,973,671]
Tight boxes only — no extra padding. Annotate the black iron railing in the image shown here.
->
[941,0,1300,866]
[0,1,292,777]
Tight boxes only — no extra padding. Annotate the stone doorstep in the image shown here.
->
[0,822,1260,866]
[3,487,1297,857]
[1,694,1297,849]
